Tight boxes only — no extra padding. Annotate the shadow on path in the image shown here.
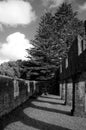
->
[30,101,71,116]
[0,99,72,130]
[36,99,65,105]
[40,95,61,100]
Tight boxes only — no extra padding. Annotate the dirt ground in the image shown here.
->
[0,94,86,130]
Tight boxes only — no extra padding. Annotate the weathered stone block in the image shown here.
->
[74,81,85,117]
[66,82,73,106]
[62,83,66,100]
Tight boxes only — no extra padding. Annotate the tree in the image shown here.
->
[27,12,58,80]
[53,3,84,57]
[0,60,25,78]
[27,12,56,66]
[27,3,84,80]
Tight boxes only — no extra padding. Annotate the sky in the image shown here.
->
[0,0,86,64]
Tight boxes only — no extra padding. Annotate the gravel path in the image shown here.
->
[1,94,86,130]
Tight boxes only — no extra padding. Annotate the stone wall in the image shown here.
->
[72,72,86,117]
[59,71,86,117]
[0,75,40,117]
[60,80,73,106]
[66,80,73,107]
[60,83,62,98]
[71,72,86,117]
[74,81,85,117]
[61,83,66,101]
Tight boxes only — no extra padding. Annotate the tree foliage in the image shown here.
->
[53,3,84,54]
[27,3,84,80]
[0,60,25,78]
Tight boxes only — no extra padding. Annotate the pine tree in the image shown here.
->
[53,3,84,57]
[27,3,84,80]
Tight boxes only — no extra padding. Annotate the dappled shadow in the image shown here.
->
[1,99,71,130]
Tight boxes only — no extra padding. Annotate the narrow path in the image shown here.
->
[1,94,86,130]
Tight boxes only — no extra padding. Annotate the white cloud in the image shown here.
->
[42,0,64,8]
[79,2,86,11]
[0,59,9,64]
[0,0,36,26]
[0,32,33,63]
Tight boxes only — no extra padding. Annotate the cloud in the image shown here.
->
[0,0,36,26]
[42,0,77,8]
[79,2,86,11]
[0,32,33,63]
[42,0,65,8]
[0,59,9,64]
